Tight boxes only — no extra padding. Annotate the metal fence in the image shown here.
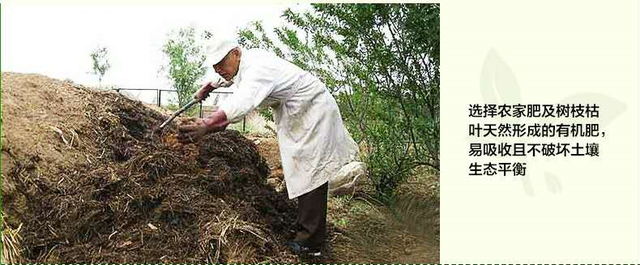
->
[113,88,247,132]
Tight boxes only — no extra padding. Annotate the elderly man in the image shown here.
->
[177,38,359,256]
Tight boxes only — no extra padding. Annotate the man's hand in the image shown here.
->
[193,78,234,101]
[177,119,211,144]
[177,110,230,144]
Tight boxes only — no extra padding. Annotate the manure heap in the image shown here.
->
[1,73,297,263]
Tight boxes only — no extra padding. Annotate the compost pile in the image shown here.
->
[1,73,297,263]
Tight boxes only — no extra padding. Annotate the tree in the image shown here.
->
[90,46,111,86]
[238,4,440,201]
[162,26,208,108]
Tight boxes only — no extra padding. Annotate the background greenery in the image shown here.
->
[238,3,440,201]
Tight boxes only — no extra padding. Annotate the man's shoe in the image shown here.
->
[285,240,322,257]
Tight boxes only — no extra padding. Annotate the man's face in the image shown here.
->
[213,49,239,81]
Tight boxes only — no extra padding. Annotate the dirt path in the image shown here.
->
[326,188,440,263]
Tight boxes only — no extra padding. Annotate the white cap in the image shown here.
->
[204,38,239,67]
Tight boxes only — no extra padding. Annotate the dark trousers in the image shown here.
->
[294,181,328,248]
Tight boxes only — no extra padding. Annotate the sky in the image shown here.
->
[1,2,307,104]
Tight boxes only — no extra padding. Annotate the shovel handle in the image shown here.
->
[158,99,200,130]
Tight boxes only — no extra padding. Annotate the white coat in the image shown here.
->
[218,48,359,199]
